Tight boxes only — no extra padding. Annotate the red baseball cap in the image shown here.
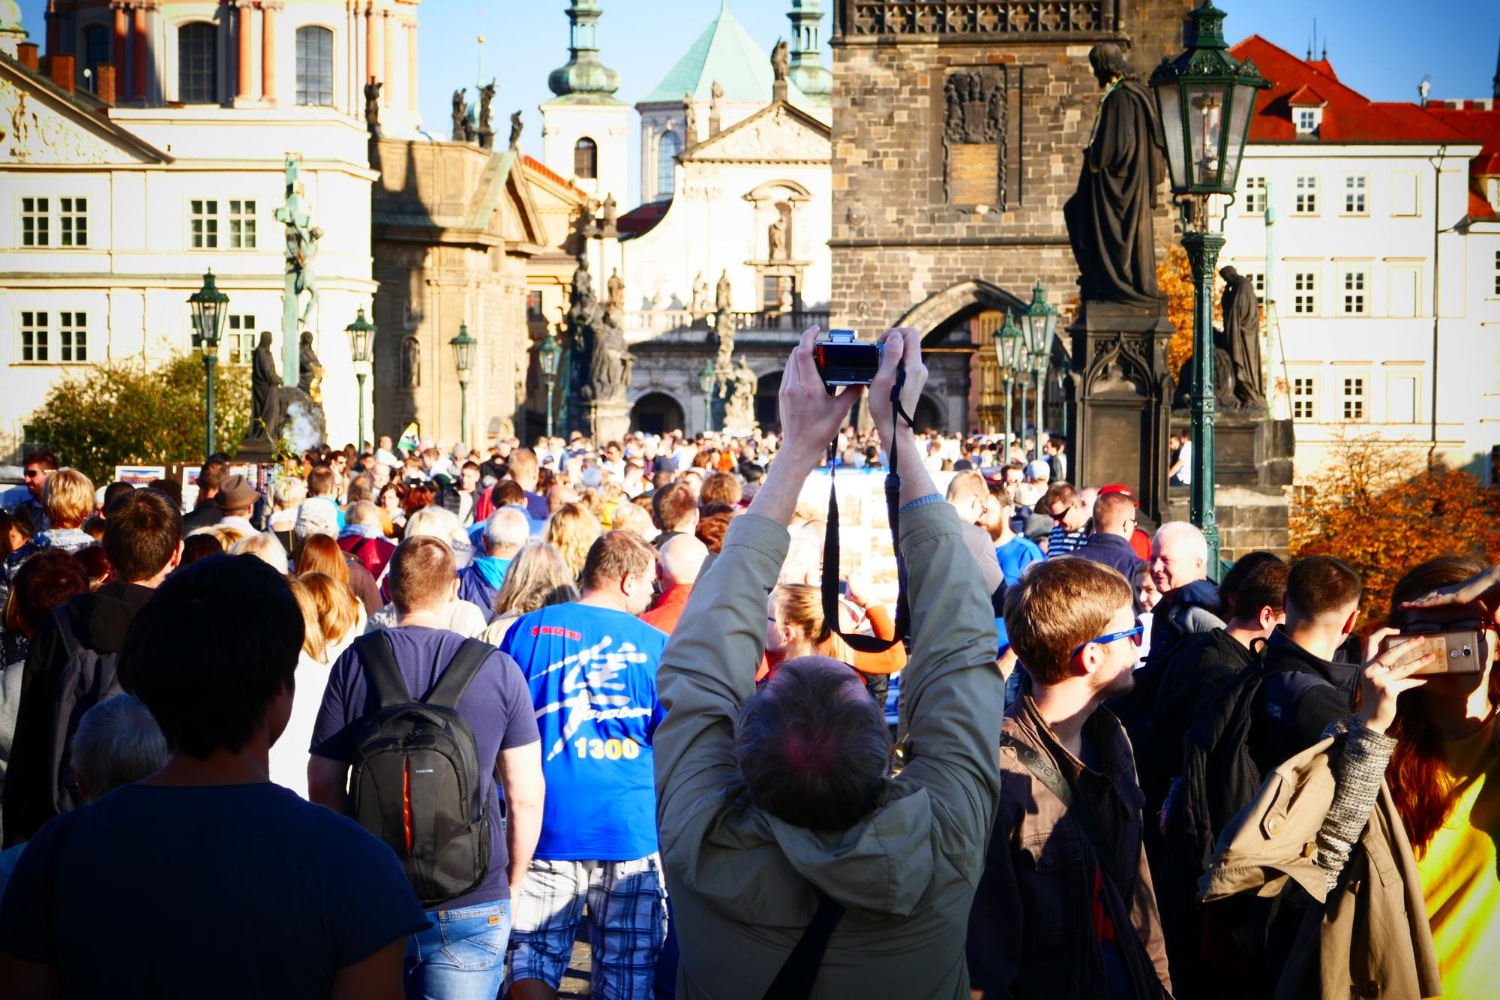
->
[1098,483,1138,506]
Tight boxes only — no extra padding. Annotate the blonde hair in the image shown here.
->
[492,542,580,619]
[205,523,250,549]
[43,469,95,529]
[609,500,654,539]
[273,477,307,511]
[298,572,359,649]
[543,502,602,580]
[772,584,854,666]
[285,575,327,662]
[231,532,289,574]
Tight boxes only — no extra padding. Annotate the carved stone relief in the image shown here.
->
[942,70,1006,207]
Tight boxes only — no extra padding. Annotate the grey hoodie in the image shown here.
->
[654,503,1003,998]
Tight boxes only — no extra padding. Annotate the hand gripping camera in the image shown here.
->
[813,329,883,396]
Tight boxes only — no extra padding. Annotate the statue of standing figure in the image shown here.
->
[587,315,633,403]
[1063,44,1167,307]
[721,356,758,432]
[451,89,468,142]
[683,91,698,142]
[364,80,383,138]
[289,224,322,327]
[1219,266,1265,407]
[477,80,497,149]
[601,193,618,233]
[249,331,282,443]
[771,40,789,83]
[606,269,625,318]
[690,272,711,320]
[298,331,326,403]
[768,214,787,260]
[709,80,724,134]
[508,110,523,150]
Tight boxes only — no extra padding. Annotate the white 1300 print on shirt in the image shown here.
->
[532,636,654,761]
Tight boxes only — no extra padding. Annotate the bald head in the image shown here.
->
[659,534,709,589]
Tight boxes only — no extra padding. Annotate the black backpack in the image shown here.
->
[347,632,493,907]
[48,603,124,816]
[1164,646,1292,875]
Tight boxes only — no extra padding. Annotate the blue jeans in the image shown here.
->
[404,900,511,1000]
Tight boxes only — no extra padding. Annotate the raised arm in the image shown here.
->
[654,326,861,830]
[867,329,1005,845]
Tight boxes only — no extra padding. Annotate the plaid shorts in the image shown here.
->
[505,855,667,999]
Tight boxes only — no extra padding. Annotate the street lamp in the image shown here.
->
[187,269,229,459]
[449,323,477,447]
[1020,281,1058,463]
[1151,0,1269,570]
[992,310,1026,461]
[697,359,717,433]
[345,307,375,451]
[538,331,562,438]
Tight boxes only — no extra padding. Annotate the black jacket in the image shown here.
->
[1139,628,1257,816]
[181,501,222,532]
[2,582,155,845]
[1147,578,1224,666]
[1246,626,1360,778]
[1073,532,1147,589]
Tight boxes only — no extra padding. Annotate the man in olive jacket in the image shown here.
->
[654,327,1004,998]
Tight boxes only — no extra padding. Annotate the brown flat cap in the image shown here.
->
[215,474,261,511]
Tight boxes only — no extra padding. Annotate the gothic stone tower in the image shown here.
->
[829,0,1189,438]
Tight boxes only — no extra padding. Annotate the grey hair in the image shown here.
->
[231,532,290,575]
[346,500,383,528]
[405,505,474,567]
[1152,520,1209,565]
[483,507,531,554]
[70,694,168,799]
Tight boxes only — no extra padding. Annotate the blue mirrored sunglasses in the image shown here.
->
[1072,619,1145,659]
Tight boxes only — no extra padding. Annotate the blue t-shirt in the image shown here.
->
[499,603,668,861]
[311,626,541,910]
[996,535,1045,586]
[0,783,429,998]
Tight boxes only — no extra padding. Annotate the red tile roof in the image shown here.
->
[1229,36,1473,145]
[1424,102,1500,220]
[520,154,590,200]
[1469,190,1495,220]
[617,199,670,238]
[1287,85,1326,107]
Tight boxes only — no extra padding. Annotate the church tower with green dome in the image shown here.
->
[540,0,629,207]
[786,0,830,105]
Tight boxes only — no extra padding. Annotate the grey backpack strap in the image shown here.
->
[424,638,493,711]
[353,632,411,709]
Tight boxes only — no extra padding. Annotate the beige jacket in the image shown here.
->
[1199,736,1442,1000]
[653,503,1005,999]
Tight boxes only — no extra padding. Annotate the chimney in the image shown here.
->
[17,42,39,72]
[96,63,116,106]
[48,52,75,94]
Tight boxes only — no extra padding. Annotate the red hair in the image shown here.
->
[1383,555,1497,856]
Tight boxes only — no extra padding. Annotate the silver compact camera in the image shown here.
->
[813,329,882,394]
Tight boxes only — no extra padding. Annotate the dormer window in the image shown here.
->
[1296,108,1321,133]
[1287,85,1326,138]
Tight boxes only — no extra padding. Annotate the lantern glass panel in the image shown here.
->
[1156,83,1188,190]
[1186,83,1227,189]
[1222,82,1258,189]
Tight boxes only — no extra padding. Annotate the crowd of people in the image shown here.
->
[0,325,1496,1000]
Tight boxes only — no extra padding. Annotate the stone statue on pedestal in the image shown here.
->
[606,269,625,318]
[690,272,711,320]
[710,80,723,135]
[712,270,735,365]
[768,215,787,260]
[683,91,697,143]
[586,314,633,403]
[601,193,618,233]
[364,80,382,138]
[298,332,325,403]
[250,332,282,444]
[289,224,322,327]
[509,111,523,151]
[1220,266,1265,407]
[1063,44,1167,307]
[771,40,789,83]
[451,90,468,142]
[477,80,496,149]
[721,356,758,432]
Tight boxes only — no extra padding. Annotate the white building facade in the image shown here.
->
[1222,38,1500,483]
[0,0,414,459]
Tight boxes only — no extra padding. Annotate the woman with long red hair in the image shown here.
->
[1205,556,1500,999]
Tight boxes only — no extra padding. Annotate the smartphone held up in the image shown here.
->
[1378,630,1486,676]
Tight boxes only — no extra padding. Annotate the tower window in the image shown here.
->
[295,26,334,107]
[82,24,109,92]
[178,22,219,104]
[574,137,598,180]
[656,130,681,200]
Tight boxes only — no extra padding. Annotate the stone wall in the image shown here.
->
[829,0,1192,431]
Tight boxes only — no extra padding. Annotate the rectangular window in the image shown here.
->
[526,291,544,321]
[294,26,334,107]
[21,196,49,247]
[1292,376,1316,420]
[228,200,256,249]
[1388,374,1417,424]
[58,311,87,363]
[1343,176,1367,215]
[1297,109,1317,132]
[1341,376,1366,421]
[1493,250,1499,296]
[1389,266,1420,318]
[1392,172,1420,216]
[225,314,257,364]
[1247,271,1266,296]
[20,311,48,362]
[58,197,88,246]
[1294,175,1318,215]
[1293,271,1318,315]
[1242,176,1267,214]
[1341,270,1368,315]
[190,199,218,249]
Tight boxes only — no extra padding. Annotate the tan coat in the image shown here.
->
[1199,737,1442,1000]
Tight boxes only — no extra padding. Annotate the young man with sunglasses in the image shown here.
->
[1041,482,1090,559]
[968,557,1172,1000]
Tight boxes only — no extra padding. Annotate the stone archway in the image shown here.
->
[630,392,686,436]
[913,393,945,433]
[894,279,1030,346]
[754,370,784,432]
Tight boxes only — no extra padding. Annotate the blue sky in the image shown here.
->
[15,0,1500,205]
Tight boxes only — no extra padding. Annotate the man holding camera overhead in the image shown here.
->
[653,326,1004,997]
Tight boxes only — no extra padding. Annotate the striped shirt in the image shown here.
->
[1046,526,1088,558]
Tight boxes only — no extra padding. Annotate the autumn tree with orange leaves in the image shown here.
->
[1290,435,1500,624]
[1156,244,1223,373]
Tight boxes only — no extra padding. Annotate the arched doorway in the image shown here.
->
[754,370,784,431]
[631,392,685,436]
[913,394,945,434]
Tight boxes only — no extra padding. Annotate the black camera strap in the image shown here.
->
[821,366,911,655]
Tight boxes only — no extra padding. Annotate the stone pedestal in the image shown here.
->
[590,397,630,447]
[236,388,325,462]
[1065,299,1176,525]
